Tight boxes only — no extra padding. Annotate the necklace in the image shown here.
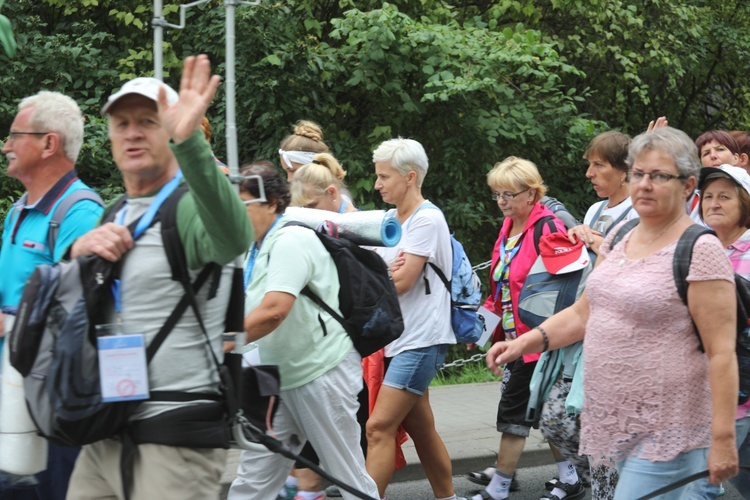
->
[606,196,627,209]
[618,217,682,267]
[636,217,681,246]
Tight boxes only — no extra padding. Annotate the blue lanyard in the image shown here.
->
[244,215,283,290]
[116,171,184,239]
[337,197,348,214]
[112,171,184,313]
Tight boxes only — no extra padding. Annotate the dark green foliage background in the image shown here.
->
[1,0,748,362]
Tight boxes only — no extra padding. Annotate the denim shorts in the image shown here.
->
[383,344,449,396]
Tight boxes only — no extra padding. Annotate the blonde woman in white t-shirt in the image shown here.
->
[568,131,637,255]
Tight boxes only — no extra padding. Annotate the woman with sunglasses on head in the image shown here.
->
[487,127,739,499]
[228,161,379,500]
[467,157,575,500]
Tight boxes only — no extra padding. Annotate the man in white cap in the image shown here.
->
[65,55,252,500]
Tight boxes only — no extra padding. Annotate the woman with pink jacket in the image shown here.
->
[469,157,583,500]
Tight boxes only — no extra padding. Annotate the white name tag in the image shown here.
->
[97,333,150,402]
[477,306,501,349]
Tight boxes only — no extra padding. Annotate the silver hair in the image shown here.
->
[372,137,429,187]
[627,126,701,181]
[19,91,84,163]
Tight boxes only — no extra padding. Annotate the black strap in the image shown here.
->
[609,218,640,250]
[636,465,750,499]
[672,224,716,352]
[591,201,634,237]
[144,264,218,361]
[673,224,715,306]
[301,286,348,334]
[532,215,559,255]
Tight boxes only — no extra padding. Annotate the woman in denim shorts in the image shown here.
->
[367,137,463,500]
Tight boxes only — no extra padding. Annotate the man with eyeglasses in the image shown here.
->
[0,91,103,498]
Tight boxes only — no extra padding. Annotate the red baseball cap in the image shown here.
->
[539,233,590,274]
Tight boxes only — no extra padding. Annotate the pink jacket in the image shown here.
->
[484,203,566,363]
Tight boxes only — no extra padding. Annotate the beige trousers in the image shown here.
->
[66,439,226,500]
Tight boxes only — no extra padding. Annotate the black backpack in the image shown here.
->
[283,223,404,357]
[8,183,244,447]
[612,221,750,404]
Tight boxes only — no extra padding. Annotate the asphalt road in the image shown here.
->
[379,464,744,500]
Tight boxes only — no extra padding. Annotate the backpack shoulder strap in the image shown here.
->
[159,182,192,286]
[48,189,105,252]
[673,224,716,306]
[532,216,558,255]
[101,193,129,224]
[609,218,640,250]
[604,206,634,236]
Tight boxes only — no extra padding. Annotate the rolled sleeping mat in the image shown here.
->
[0,315,48,475]
[284,207,402,247]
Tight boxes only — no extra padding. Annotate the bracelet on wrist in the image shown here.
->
[536,326,549,353]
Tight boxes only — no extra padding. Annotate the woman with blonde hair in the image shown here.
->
[291,153,355,214]
[468,157,573,500]
[279,120,329,181]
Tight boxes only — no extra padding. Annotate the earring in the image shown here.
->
[527,200,532,205]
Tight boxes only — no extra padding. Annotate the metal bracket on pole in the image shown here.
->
[153,0,213,30]
[225,0,261,5]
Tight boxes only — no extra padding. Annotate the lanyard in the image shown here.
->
[244,215,283,290]
[116,171,184,239]
[337,197,348,214]
[493,236,521,300]
[112,171,184,313]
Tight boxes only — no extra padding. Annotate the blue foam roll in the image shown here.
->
[284,207,403,247]
[380,216,401,247]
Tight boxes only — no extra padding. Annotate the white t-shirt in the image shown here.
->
[377,202,454,357]
[584,198,638,236]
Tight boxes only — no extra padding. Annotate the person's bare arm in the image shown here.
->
[690,279,739,485]
[389,251,428,295]
[487,291,590,374]
[244,291,296,343]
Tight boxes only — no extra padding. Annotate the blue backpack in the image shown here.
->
[408,203,483,343]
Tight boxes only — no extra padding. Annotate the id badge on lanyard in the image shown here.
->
[96,323,150,402]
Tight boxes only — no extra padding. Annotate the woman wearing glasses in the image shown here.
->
[228,162,379,500]
[487,128,739,499]
[469,157,571,500]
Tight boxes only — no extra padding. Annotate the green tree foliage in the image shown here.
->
[1,0,749,267]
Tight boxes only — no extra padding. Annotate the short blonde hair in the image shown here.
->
[487,156,547,202]
[290,153,347,207]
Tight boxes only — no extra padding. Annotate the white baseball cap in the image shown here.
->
[699,164,750,196]
[101,77,179,115]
